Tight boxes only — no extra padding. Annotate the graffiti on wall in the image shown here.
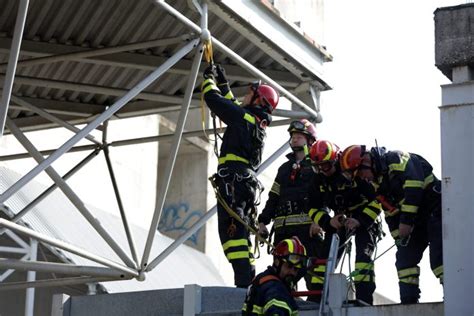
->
[158,202,203,246]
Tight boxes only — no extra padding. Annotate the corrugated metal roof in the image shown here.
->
[0,0,330,133]
[0,166,225,292]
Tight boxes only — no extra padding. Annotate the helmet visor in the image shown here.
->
[289,120,305,131]
[284,254,308,269]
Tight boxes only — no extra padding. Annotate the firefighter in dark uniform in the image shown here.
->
[307,140,382,305]
[242,237,307,316]
[202,64,279,288]
[339,145,443,304]
[257,119,322,301]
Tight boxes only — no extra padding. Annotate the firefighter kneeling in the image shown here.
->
[242,237,307,315]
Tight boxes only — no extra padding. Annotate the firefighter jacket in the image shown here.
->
[374,150,440,237]
[308,165,381,234]
[258,153,313,232]
[202,78,272,171]
[242,266,298,316]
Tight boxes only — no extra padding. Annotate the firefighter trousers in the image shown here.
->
[395,208,443,304]
[215,166,257,288]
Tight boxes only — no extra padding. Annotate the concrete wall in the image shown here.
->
[435,4,474,315]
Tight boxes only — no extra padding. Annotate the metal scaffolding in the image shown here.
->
[0,1,330,313]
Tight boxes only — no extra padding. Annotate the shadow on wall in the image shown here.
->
[158,202,204,249]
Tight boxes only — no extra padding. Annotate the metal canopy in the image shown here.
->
[0,0,331,304]
[0,0,330,132]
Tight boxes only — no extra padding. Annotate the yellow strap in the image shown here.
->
[203,39,214,64]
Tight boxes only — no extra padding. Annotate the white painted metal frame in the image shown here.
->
[0,0,29,136]
[0,0,327,298]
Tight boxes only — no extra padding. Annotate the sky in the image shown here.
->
[313,0,464,303]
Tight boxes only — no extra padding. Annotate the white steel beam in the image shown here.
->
[0,0,29,136]
[10,96,101,145]
[0,259,129,278]
[0,276,124,291]
[0,219,138,277]
[6,118,136,269]
[0,38,198,205]
[102,123,139,266]
[141,38,203,270]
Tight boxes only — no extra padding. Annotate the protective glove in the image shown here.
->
[215,64,228,85]
[258,222,269,239]
[203,65,215,80]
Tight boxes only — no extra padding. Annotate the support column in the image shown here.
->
[25,238,37,316]
[435,5,474,315]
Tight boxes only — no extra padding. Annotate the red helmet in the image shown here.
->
[273,237,307,268]
[288,119,317,144]
[309,140,340,164]
[339,145,367,172]
[252,83,279,113]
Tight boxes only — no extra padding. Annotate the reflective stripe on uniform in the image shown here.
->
[363,207,379,220]
[309,208,325,225]
[263,298,293,315]
[388,152,410,172]
[390,229,399,239]
[274,214,312,228]
[399,276,419,285]
[218,153,249,165]
[227,251,250,260]
[401,204,418,214]
[424,174,434,187]
[403,180,424,189]
[432,265,443,278]
[243,113,256,124]
[398,267,420,278]
[222,239,248,251]
[270,182,280,195]
[201,78,219,94]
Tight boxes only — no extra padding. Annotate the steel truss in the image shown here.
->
[0,0,326,307]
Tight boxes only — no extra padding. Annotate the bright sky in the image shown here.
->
[314,0,464,303]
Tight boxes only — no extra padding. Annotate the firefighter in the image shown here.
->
[307,140,382,305]
[242,237,307,315]
[202,64,279,288]
[257,119,322,301]
[339,145,443,304]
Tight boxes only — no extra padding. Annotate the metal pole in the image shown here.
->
[0,253,28,282]
[24,238,37,316]
[0,276,124,291]
[146,140,290,271]
[0,119,293,161]
[6,118,136,269]
[0,219,138,277]
[0,144,98,161]
[102,122,139,266]
[141,40,203,269]
[0,0,29,136]
[0,38,198,204]
[11,96,101,145]
[154,0,318,119]
[0,259,129,278]
[319,233,340,315]
[0,148,101,236]
[0,35,192,71]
